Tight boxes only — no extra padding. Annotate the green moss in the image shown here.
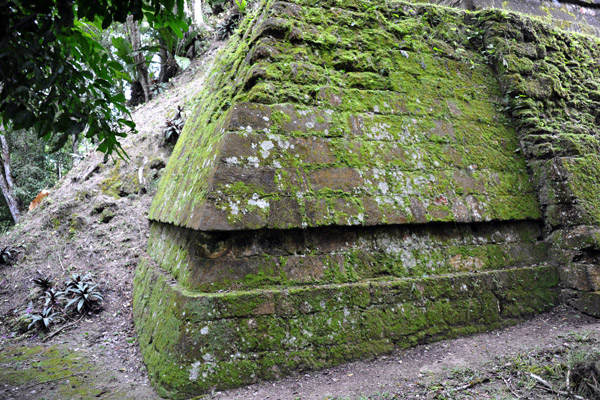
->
[146,220,547,292]
[99,209,115,223]
[134,258,559,397]
[99,160,140,199]
[563,155,600,225]
[0,345,129,398]
[148,0,542,231]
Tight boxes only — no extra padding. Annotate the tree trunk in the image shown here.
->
[126,15,151,103]
[158,46,169,83]
[72,133,79,154]
[128,81,146,107]
[193,0,205,26]
[0,133,20,223]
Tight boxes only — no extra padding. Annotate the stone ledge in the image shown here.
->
[147,220,548,292]
[133,258,559,398]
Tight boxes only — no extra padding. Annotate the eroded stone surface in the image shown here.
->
[148,2,540,231]
[147,220,547,292]
[436,0,600,37]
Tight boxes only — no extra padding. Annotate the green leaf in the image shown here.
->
[13,86,29,94]
[95,78,111,88]
[1,0,191,155]
[107,61,123,71]
[112,92,126,103]
[66,298,78,310]
[81,70,94,80]
[167,19,188,39]
[97,140,108,153]
[118,118,136,129]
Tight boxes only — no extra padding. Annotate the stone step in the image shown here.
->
[147,220,547,292]
[133,259,559,398]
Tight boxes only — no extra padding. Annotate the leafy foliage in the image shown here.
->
[26,307,61,331]
[7,129,72,206]
[44,288,66,309]
[1,0,188,156]
[32,274,53,291]
[162,106,185,145]
[235,0,248,14]
[110,28,157,85]
[216,11,241,40]
[0,246,17,265]
[21,272,103,333]
[152,81,170,97]
[65,273,93,290]
[66,282,104,314]
[150,19,206,84]
[206,0,231,14]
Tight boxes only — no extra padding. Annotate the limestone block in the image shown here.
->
[559,263,592,292]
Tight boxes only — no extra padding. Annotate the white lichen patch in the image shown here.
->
[367,122,393,140]
[229,201,240,216]
[378,181,389,195]
[248,193,269,210]
[260,140,275,158]
[189,361,202,381]
[348,213,365,225]
[247,156,260,168]
[224,156,239,165]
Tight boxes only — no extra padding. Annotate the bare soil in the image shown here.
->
[0,40,598,400]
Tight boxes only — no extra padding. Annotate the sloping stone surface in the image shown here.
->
[148,0,540,231]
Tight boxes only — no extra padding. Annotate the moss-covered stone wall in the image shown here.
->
[427,0,600,37]
[133,0,600,396]
[147,220,547,292]
[473,10,600,309]
[134,257,558,398]
[149,0,540,231]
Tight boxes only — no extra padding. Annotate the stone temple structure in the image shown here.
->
[133,0,600,397]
